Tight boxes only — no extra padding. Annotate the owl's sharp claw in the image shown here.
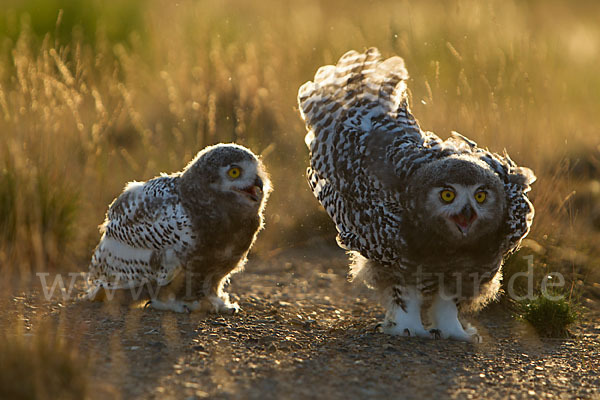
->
[183,304,191,314]
[471,334,482,343]
[224,303,239,315]
[403,328,411,336]
[430,329,442,340]
[143,300,153,309]
[374,322,383,332]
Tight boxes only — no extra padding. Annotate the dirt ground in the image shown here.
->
[7,244,600,400]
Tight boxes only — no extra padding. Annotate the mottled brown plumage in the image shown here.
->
[86,143,271,313]
[298,48,535,341]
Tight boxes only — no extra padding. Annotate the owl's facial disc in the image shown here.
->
[219,161,265,204]
[425,183,496,241]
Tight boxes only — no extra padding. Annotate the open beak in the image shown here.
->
[237,177,264,202]
[450,204,477,236]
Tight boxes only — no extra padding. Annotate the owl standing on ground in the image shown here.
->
[298,48,535,342]
[86,143,271,313]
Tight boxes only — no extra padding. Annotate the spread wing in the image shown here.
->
[298,48,535,264]
[477,150,536,254]
[298,48,427,264]
[87,175,195,296]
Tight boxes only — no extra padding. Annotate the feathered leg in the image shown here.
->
[381,285,429,337]
[143,269,239,314]
[350,253,429,337]
[427,291,481,342]
[143,295,238,314]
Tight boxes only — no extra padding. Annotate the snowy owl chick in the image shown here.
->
[86,143,271,314]
[298,48,535,342]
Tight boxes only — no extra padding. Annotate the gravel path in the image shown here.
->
[8,245,600,399]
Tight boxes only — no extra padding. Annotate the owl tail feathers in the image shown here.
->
[298,47,411,147]
[80,274,141,302]
[79,273,116,302]
[82,284,106,302]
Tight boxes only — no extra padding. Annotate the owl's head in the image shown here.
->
[182,143,271,209]
[409,156,506,244]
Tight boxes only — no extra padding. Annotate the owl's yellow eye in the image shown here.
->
[475,191,487,203]
[227,167,241,179]
[440,189,455,203]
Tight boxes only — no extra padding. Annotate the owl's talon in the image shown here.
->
[374,322,383,332]
[226,302,241,314]
[430,329,441,340]
[403,328,411,337]
[144,300,153,309]
[183,304,191,314]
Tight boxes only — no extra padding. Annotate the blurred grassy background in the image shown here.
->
[0,1,598,397]
[0,0,598,289]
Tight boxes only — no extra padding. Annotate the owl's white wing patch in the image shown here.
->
[298,48,535,264]
[87,175,195,296]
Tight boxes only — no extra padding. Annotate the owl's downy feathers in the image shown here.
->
[86,143,271,313]
[298,48,535,341]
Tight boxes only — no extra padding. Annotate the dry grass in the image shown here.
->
[1,0,598,274]
[0,3,598,384]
